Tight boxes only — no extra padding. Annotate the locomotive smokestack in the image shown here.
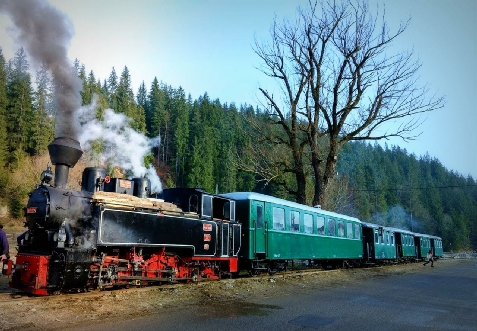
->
[48,137,83,188]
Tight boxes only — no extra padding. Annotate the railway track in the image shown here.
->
[0,266,339,303]
[1,259,428,304]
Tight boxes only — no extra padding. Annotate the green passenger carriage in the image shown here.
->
[414,233,433,260]
[431,236,444,258]
[362,223,397,263]
[221,192,363,272]
[392,228,417,262]
[415,233,443,259]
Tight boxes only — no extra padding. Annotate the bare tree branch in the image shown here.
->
[247,0,444,206]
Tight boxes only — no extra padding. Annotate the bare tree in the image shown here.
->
[252,0,444,206]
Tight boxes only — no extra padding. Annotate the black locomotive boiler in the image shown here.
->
[11,137,241,295]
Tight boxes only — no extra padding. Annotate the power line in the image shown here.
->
[352,184,477,192]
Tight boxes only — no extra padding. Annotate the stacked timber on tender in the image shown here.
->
[92,191,184,214]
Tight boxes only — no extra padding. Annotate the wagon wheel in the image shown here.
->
[248,269,259,277]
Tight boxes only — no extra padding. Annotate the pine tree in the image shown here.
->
[107,67,118,110]
[135,81,148,135]
[73,58,81,76]
[146,77,166,139]
[5,48,34,165]
[78,64,90,105]
[116,67,136,116]
[169,86,189,186]
[136,81,147,110]
[30,63,54,155]
[0,48,8,168]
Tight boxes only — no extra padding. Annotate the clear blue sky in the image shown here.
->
[1,0,476,179]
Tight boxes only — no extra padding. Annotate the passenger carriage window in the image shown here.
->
[317,217,325,235]
[375,231,379,243]
[328,219,335,236]
[290,210,300,232]
[391,233,394,246]
[304,214,313,234]
[337,221,345,237]
[272,207,285,230]
[355,224,360,240]
[386,232,389,245]
[256,205,263,229]
[347,223,353,239]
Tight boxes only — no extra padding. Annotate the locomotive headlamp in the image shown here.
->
[40,165,53,184]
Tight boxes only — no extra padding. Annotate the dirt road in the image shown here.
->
[0,258,465,331]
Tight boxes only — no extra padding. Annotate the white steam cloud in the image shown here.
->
[76,97,162,192]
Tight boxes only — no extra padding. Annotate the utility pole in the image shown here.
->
[374,179,378,213]
[408,181,413,232]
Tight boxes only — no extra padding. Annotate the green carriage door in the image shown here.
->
[251,200,266,257]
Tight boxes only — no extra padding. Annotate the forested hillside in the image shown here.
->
[0,47,475,251]
[337,142,476,251]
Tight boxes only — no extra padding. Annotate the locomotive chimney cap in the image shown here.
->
[48,137,83,168]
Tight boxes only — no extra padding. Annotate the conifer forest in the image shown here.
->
[0,44,475,252]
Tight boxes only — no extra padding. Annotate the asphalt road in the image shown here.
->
[71,259,477,331]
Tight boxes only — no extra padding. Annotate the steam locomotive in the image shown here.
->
[10,137,443,295]
[10,137,240,295]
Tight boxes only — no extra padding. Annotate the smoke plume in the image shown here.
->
[371,205,423,232]
[0,0,82,139]
[1,0,163,191]
[76,97,162,192]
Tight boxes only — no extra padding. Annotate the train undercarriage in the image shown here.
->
[245,258,364,276]
[11,247,238,295]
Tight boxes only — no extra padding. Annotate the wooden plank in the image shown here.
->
[92,192,183,213]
